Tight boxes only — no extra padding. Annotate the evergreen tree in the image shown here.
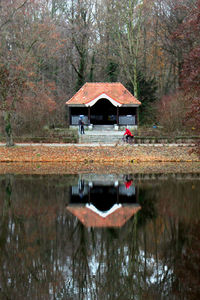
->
[106,61,118,82]
[128,72,158,124]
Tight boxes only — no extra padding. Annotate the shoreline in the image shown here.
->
[0,144,199,174]
[0,162,200,175]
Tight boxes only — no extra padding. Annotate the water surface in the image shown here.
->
[0,173,200,300]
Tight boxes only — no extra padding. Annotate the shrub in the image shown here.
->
[156,91,191,135]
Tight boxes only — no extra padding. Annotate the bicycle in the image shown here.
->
[122,135,134,144]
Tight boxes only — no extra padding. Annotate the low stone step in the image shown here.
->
[93,125,115,131]
[79,135,121,142]
[78,129,124,144]
[80,135,121,139]
[79,137,120,140]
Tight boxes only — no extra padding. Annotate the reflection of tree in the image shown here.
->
[0,175,13,300]
[175,221,200,299]
[138,187,157,226]
[0,175,73,299]
[136,179,200,299]
[0,175,199,299]
[68,215,142,299]
[71,222,92,299]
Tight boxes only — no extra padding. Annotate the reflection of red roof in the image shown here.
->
[66,82,141,105]
[66,205,141,228]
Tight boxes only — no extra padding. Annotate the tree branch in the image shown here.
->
[0,0,29,31]
[71,63,82,77]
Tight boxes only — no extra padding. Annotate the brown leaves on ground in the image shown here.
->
[0,145,199,163]
[0,161,200,175]
[0,144,199,174]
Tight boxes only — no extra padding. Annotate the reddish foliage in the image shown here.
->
[172,0,200,154]
[0,0,65,139]
[0,64,26,110]
[156,91,189,133]
[181,3,200,154]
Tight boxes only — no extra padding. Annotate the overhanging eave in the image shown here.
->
[66,104,86,107]
[121,104,140,107]
[85,93,122,107]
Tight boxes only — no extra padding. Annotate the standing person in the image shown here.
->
[79,116,85,134]
[124,128,133,142]
[80,118,85,134]
[78,117,82,133]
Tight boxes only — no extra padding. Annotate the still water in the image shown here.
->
[0,173,200,300]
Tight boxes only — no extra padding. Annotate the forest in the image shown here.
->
[0,0,199,149]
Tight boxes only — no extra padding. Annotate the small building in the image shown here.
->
[66,82,141,129]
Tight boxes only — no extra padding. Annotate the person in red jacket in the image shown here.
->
[124,128,134,142]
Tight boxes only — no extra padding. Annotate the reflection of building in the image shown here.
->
[66,175,141,228]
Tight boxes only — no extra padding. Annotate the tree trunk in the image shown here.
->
[133,58,138,98]
[75,50,86,91]
[4,111,14,147]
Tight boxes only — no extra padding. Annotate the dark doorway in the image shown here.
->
[70,183,137,207]
[90,99,117,125]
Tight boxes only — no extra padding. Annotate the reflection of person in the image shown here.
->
[79,180,84,198]
[124,180,133,189]
[124,175,133,189]
[124,128,133,142]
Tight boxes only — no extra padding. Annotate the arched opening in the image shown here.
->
[90,98,117,125]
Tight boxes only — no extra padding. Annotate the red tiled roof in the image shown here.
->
[66,82,141,105]
[66,205,141,228]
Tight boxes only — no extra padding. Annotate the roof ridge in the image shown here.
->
[85,82,121,83]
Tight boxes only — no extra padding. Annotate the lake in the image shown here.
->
[0,173,200,300]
